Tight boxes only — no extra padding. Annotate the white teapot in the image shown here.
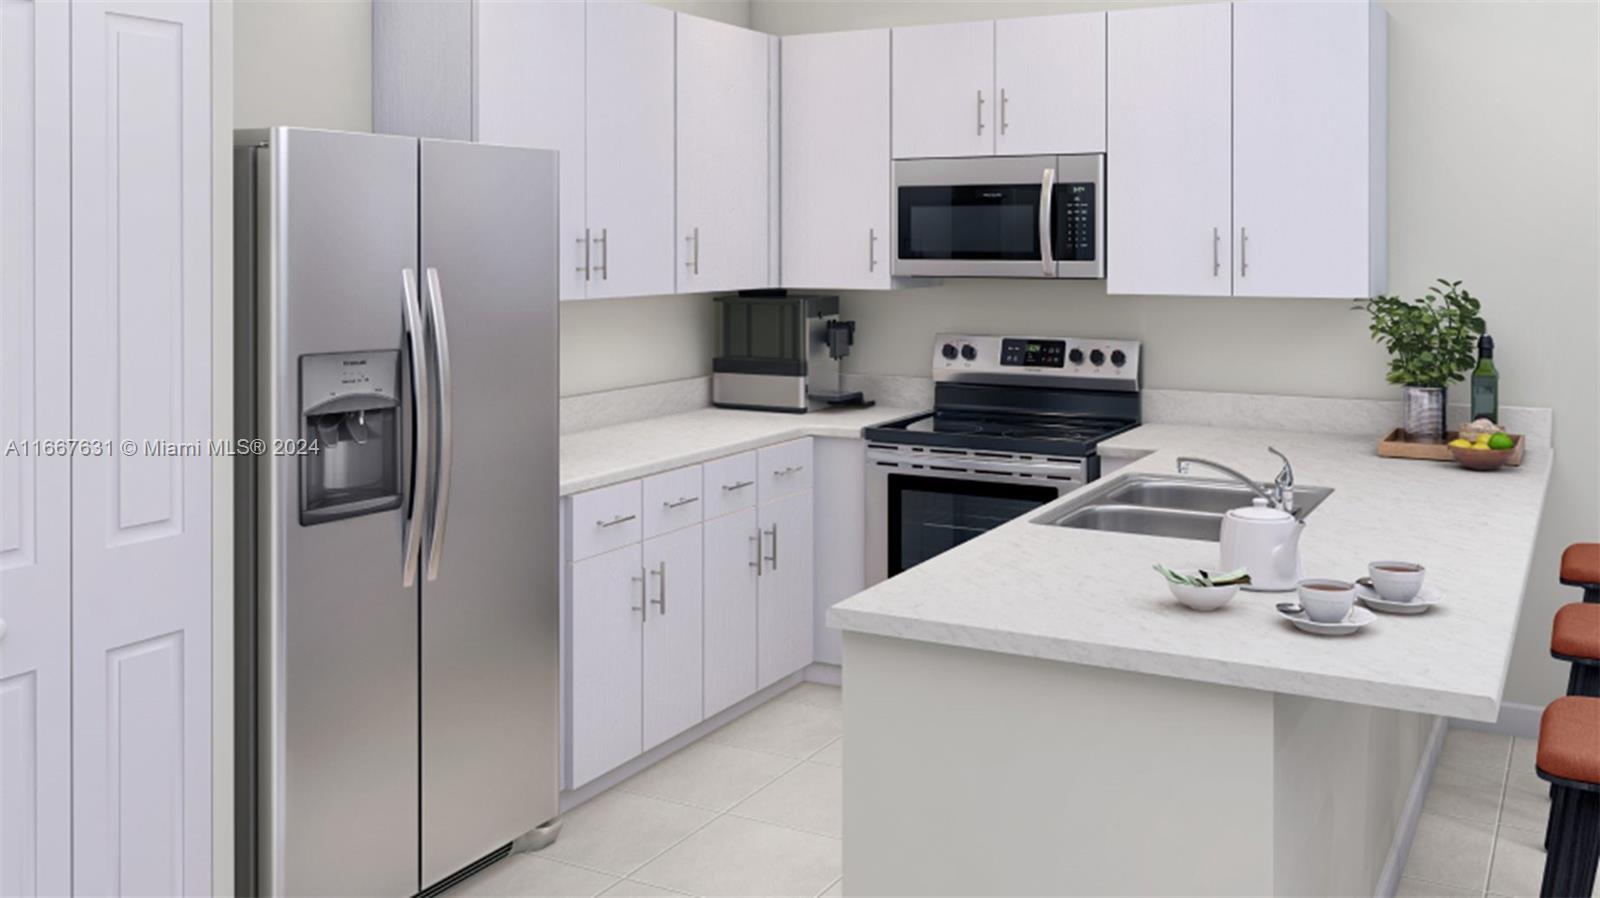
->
[1220,498,1304,591]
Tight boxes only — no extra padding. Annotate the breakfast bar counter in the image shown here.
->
[829,421,1553,896]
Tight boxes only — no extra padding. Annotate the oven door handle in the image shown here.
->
[866,448,1084,481]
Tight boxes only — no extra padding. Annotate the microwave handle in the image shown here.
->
[1039,166,1057,276]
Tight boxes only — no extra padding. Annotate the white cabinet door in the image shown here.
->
[676,15,770,293]
[0,2,71,894]
[641,525,704,749]
[569,544,644,787]
[703,508,759,717]
[586,0,675,299]
[781,28,892,290]
[1106,3,1232,297]
[757,492,814,689]
[892,20,995,159]
[475,0,589,301]
[1233,1,1384,299]
[995,13,1106,155]
[70,1,212,892]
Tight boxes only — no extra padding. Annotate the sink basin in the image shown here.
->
[1039,474,1332,541]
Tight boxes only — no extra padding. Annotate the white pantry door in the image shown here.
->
[0,2,72,895]
[70,1,212,894]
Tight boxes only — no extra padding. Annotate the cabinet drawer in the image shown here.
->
[703,451,759,518]
[570,480,643,561]
[642,464,704,538]
[758,438,813,501]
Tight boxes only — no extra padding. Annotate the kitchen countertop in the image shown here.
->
[828,423,1554,720]
[559,404,920,495]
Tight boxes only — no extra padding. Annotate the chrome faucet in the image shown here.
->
[1175,447,1297,513]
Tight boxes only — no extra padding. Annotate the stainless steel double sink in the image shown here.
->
[1039,474,1333,541]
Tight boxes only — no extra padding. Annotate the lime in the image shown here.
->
[1488,432,1514,451]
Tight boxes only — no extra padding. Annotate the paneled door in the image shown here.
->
[1106,3,1232,297]
[0,2,72,894]
[675,15,770,293]
[70,1,212,894]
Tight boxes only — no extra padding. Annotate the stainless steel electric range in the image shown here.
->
[864,334,1142,584]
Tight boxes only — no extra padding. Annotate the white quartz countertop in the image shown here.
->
[829,423,1554,721]
[559,405,919,495]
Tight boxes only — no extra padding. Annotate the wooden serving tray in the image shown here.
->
[1377,428,1525,467]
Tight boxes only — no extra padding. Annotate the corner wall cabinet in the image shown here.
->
[563,439,815,789]
[1,0,213,892]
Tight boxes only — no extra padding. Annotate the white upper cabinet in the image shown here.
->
[676,15,772,293]
[782,28,892,290]
[994,14,1106,156]
[1232,0,1386,298]
[892,20,995,159]
[1106,3,1234,297]
[586,0,677,299]
[475,0,588,301]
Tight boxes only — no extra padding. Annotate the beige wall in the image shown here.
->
[752,0,1600,709]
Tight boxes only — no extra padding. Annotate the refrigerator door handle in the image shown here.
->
[424,267,454,581]
[401,267,431,587]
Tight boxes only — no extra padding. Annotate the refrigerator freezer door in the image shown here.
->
[259,128,422,896]
[418,138,561,888]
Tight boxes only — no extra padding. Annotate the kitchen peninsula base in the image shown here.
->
[842,632,1434,896]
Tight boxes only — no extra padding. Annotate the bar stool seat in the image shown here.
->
[1537,697,1600,898]
[1561,543,1600,600]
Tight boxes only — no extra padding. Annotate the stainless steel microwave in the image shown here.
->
[892,154,1104,279]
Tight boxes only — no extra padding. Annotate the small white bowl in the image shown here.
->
[1167,575,1240,612]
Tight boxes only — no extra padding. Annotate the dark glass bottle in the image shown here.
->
[1470,335,1498,423]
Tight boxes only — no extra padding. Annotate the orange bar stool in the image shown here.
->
[1562,543,1600,603]
[1552,603,1600,697]
[1537,697,1600,897]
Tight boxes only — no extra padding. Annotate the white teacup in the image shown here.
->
[1298,579,1356,623]
[1369,561,1426,602]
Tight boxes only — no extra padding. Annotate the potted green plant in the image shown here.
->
[1355,280,1486,442]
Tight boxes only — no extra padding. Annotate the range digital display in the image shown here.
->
[1000,338,1067,368]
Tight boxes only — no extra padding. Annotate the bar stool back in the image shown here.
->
[1561,543,1600,603]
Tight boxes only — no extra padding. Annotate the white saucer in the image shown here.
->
[1276,604,1377,636]
[1356,581,1441,615]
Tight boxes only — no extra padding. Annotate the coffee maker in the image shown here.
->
[712,291,868,413]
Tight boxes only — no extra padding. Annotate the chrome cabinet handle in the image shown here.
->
[662,496,698,509]
[424,268,454,582]
[631,569,647,620]
[763,523,779,571]
[684,227,699,275]
[749,531,762,576]
[1039,166,1056,276]
[577,228,591,280]
[976,89,985,135]
[1240,227,1248,277]
[868,228,878,272]
[1212,227,1221,277]
[0,618,7,642]
[649,562,667,614]
[400,268,431,588]
[1000,88,1009,135]
[593,228,608,280]
[722,479,755,492]
[773,464,805,477]
[596,513,636,529]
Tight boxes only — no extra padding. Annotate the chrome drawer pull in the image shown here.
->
[774,465,805,477]
[596,513,636,529]
[662,496,699,509]
[722,479,755,492]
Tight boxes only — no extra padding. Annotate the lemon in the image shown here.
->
[1488,432,1514,451]
[1471,443,1491,451]
[1475,433,1493,445]
[1449,438,1473,449]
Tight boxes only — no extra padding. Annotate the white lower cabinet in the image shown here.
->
[569,543,646,788]
[703,508,760,717]
[642,526,705,750]
[757,490,815,689]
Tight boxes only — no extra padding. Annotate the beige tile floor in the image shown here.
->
[447,682,844,898]
[449,696,1588,898]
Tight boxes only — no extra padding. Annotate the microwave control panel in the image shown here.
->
[1054,183,1096,262]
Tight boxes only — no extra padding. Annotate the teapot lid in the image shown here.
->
[1226,497,1293,522]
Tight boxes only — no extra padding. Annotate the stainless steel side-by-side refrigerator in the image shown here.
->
[235,127,560,897]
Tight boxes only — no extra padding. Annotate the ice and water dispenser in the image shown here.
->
[299,350,403,525]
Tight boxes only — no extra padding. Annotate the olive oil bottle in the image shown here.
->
[1471,335,1498,423]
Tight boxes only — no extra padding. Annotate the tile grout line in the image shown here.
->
[723,809,843,842]
[1480,745,1514,897]
[815,874,843,898]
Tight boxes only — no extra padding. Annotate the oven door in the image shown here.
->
[893,156,1058,278]
[865,448,1084,584]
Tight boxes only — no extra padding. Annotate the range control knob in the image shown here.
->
[941,343,959,360]
[960,344,977,361]
[1068,347,1085,365]
[1110,349,1127,368]
[1089,349,1106,367]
